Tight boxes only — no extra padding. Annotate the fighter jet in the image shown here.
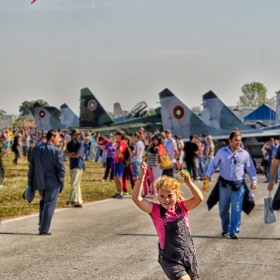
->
[159,88,280,159]
[159,88,229,138]
[33,102,68,131]
[80,87,162,134]
[79,88,114,128]
[113,101,148,123]
[201,90,262,133]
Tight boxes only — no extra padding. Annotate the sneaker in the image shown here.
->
[230,234,239,239]
[0,184,3,188]
[221,232,229,237]
[74,204,83,208]
[112,193,123,199]
[39,232,52,235]
[112,193,122,198]
[102,179,106,182]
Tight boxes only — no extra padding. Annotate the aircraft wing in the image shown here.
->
[84,122,160,136]
[181,130,280,143]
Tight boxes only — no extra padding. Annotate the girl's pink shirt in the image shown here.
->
[150,201,190,249]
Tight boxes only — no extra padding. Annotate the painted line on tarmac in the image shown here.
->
[1,199,113,224]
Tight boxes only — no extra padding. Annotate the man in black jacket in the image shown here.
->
[183,135,199,181]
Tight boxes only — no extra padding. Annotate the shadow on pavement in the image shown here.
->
[192,235,280,240]
[117,233,280,240]
[117,233,157,237]
[0,232,39,236]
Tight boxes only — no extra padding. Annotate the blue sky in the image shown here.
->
[1,0,279,115]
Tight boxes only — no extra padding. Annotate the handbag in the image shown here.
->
[159,153,173,170]
[264,192,277,224]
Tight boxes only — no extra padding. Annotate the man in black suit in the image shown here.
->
[28,129,65,235]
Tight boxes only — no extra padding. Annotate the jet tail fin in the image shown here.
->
[33,103,67,131]
[201,90,255,132]
[159,88,229,139]
[80,88,114,128]
[60,103,79,127]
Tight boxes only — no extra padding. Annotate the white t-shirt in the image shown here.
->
[132,140,145,162]
[165,138,178,163]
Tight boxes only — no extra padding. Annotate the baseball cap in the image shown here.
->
[206,135,212,140]
[165,129,171,133]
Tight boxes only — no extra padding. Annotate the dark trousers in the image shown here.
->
[162,163,176,178]
[13,151,20,164]
[263,160,269,180]
[122,165,135,192]
[186,158,198,180]
[103,158,114,181]
[38,187,60,233]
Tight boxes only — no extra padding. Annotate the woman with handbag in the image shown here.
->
[149,134,165,184]
[162,129,179,177]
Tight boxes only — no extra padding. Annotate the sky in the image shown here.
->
[1,0,280,116]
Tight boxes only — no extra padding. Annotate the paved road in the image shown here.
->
[0,174,279,280]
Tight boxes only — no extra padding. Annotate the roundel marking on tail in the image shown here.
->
[39,110,46,119]
[173,105,185,120]
[57,113,61,122]
[88,100,97,111]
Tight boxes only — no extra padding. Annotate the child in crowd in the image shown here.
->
[132,162,203,280]
[11,135,22,164]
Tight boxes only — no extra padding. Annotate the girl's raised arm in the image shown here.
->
[132,162,153,214]
[181,171,203,211]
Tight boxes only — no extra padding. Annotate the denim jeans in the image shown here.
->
[84,143,90,160]
[204,157,214,179]
[95,147,101,162]
[132,161,141,178]
[219,183,245,236]
[198,157,205,178]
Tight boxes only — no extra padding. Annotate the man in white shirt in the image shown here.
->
[132,132,145,179]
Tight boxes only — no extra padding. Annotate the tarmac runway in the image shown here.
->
[0,173,279,280]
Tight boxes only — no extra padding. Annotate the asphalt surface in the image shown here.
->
[0,173,279,280]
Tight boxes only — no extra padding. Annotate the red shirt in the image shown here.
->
[102,139,109,145]
[114,140,127,163]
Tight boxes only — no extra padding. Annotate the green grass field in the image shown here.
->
[0,153,117,220]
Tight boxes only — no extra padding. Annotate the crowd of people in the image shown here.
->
[2,125,279,280]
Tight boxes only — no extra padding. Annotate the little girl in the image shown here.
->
[132,162,203,280]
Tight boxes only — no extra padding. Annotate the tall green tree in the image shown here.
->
[239,82,267,107]
[19,100,49,116]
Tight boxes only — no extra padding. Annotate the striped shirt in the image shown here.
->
[205,146,257,183]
